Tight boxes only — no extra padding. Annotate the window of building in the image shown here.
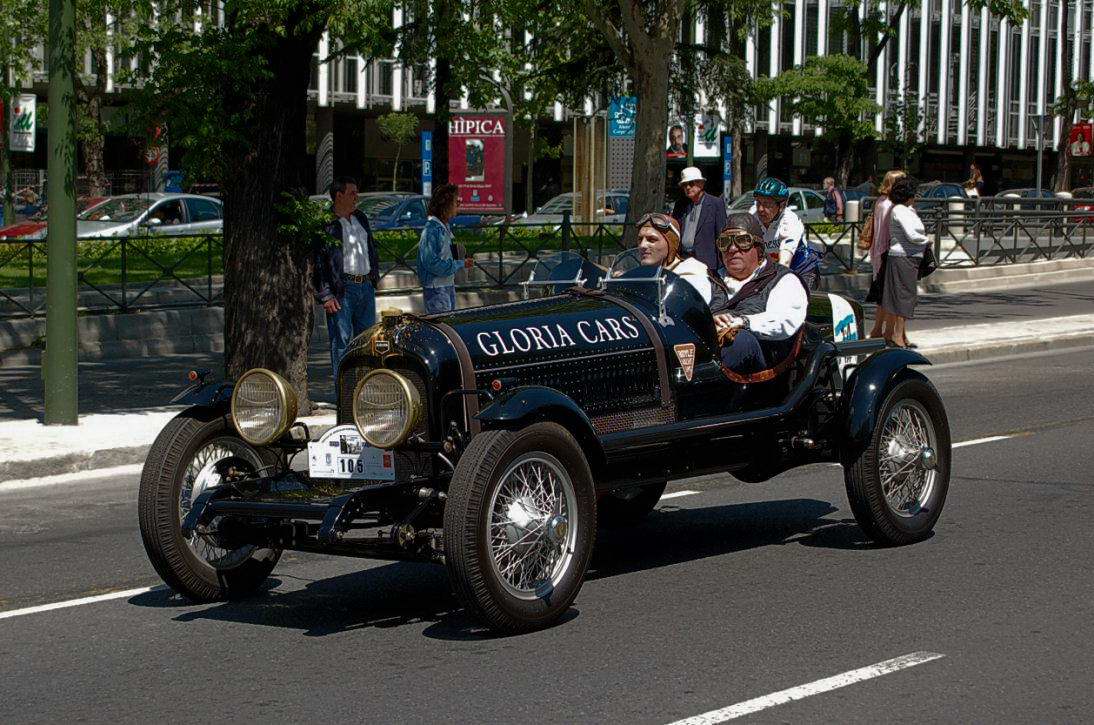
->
[345,56,358,94]
[380,61,394,96]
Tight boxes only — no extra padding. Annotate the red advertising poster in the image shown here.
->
[448,113,509,213]
[1069,122,1092,158]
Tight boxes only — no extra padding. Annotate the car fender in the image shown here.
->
[171,381,234,409]
[840,348,931,463]
[475,385,606,473]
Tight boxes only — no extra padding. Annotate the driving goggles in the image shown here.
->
[636,212,677,233]
[716,229,761,252]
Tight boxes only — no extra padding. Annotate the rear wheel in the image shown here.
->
[598,481,667,526]
[138,408,282,602]
[444,423,596,634]
[844,378,951,545]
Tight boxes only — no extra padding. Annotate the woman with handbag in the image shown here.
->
[863,170,905,339]
[880,177,928,348]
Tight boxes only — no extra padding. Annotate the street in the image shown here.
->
[2,346,1093,723]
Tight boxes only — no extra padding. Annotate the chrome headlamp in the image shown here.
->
[231,368,298,446]
[352,369,422,449]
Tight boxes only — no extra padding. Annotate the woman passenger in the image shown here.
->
[635,212,713,304]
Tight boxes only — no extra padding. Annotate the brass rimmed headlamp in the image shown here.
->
[352,369,422,449]
[230,368,298,446]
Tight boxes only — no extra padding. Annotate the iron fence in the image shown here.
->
[2,203,1093,320]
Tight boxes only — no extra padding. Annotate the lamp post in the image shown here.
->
[44,0,78,424]
[1033,112,1053,191]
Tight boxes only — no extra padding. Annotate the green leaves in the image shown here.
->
[377,111,419,146]
[758,54,879,143]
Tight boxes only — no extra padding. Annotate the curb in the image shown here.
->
[918,330,1094,365]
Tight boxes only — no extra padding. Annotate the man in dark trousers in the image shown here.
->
[313,176,380,385]
[671,166,727,271]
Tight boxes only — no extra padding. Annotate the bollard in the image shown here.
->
[947,199,965,236]
[845,199,860,223]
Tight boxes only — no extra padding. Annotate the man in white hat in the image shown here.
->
[671,166,727,271]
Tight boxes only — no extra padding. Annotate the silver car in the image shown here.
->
[509,190,631,226]
[726,187,828,222]
[27,193,224,239]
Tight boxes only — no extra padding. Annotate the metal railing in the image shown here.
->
[2,202,1092,319]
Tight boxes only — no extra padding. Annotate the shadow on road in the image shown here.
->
[127,497,876,638]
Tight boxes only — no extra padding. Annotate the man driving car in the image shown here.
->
[714,213,808,376]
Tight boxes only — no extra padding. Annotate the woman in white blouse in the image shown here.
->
[880,177,927,348]
[868,170,905,339]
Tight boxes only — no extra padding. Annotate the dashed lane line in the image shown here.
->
[0,586,157,621]
[660,490,701,500]
[664,651,946,724]
[952,435,1014,448]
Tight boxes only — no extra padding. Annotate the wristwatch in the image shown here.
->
[737,316,751,331]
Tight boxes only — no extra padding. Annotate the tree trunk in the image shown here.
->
[80,49,110,197]
[0,81,14,225]
[731,127,743,197]
[836,136,854,188]
[525,123,535,213]
[625,42,673,243]
[431,0,454,187]
[392,144,401,190]
[221,31,318,411]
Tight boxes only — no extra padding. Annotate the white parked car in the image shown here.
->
[727,187,828,222]
[506,190,631,226]
[17,193,224,239]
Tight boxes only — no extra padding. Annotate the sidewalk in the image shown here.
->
[2,281,1093,483]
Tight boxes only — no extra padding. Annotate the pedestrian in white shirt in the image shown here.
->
[713,213,808,376]
[867,169,905,340]
[879,177,926,348]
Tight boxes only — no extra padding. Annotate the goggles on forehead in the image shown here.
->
[716,229,761,252]
[636,212,677,234]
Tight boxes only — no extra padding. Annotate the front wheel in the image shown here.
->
[444,423,596,634]
[138,407,282,602]
[844,377,951,545]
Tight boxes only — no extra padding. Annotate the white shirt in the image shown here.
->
[887,204,928,258]
[749,203,805,266]
[666,256,712,304]
[722,261,808,340]
[339,214,372,275]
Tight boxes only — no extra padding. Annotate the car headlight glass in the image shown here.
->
[231,368,298,446]
[353,369,421,449]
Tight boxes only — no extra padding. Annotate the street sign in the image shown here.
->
[722,135,733,187]
[421,130,433,196]
[9,94,36,153]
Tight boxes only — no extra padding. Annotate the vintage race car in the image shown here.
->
[139,251,951,633]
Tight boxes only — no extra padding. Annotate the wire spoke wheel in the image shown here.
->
[878,400,938,518]
[487,453,577,600]
[178,436,264,569]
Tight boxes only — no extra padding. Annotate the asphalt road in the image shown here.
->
[2,347,1093,723]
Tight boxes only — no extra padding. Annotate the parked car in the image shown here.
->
[138,249,951,635]
[0,196,109,240]
[307,192,484,229]
[1068,186,1094,223]
[726,187,827,222]
[997,187,1060,211]
[16,193,226,240]
[913,182,972,216]
[509,190,630,226]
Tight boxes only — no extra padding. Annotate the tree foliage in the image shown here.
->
[759,54,878,185]
[377,111,419,190]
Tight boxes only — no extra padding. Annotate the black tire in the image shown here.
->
[444,422,596,634]
[844,377,951,546]
[138,407,281,602]
[598,481,667,526]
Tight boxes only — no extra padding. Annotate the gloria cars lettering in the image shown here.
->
[475,315,642,357]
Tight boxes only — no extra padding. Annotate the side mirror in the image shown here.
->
[788,205,798,211]
[143,217,163,227]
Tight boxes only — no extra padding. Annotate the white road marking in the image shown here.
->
[0,586,157,621]
[0,463,144,494]
[665,651,945,724]
[952,435,1013,449]
[660,490,700,500]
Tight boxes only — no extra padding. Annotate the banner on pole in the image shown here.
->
[448,112,510,213]
[608,97,637,138]
[421,130,433,196]
[1069,122,1092,157]
[722,135,733,189]
[9,94,36,153]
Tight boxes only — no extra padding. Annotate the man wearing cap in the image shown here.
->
[713,212,809,376]
[671,166,727,271]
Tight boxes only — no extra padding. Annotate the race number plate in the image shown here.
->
[307,424,396,481]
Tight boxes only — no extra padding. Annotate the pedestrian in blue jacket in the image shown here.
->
[417,184,473,313]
